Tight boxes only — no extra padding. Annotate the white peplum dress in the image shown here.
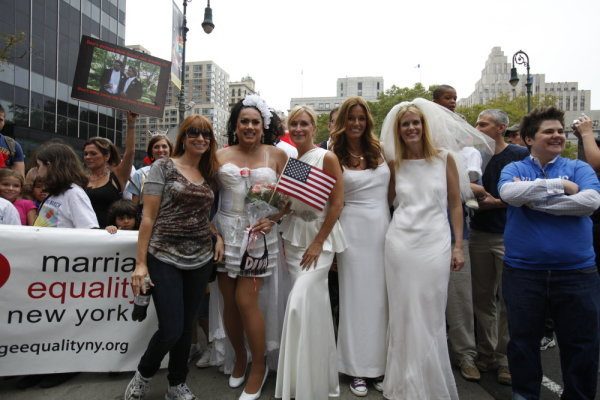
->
[383,152,458,400]
[337,162,390,378]
[275,147,347,400]
[208,163,289,373]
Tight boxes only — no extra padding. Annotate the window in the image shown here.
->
[358,82,362,90]
[377,82,380,90]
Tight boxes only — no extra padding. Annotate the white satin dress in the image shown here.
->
[337,162,390,378]
[275,148,347,400]
[383,152,458,400]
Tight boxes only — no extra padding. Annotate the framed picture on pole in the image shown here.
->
[71,35,171,118]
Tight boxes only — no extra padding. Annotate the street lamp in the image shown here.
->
[509,50,532,113]
[178,0,215,124]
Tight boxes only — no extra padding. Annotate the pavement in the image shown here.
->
[1,344,584,399]
[0,363,495,400]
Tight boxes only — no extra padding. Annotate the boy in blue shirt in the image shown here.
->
[499,106,600,400]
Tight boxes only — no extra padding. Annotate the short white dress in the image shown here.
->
[208,162,290,373]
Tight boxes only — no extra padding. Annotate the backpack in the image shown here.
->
[3,135,16,162]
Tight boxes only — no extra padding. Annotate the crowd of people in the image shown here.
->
[1,85,599,400]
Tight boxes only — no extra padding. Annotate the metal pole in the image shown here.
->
[178,0,188,124]
[526,63,532,113]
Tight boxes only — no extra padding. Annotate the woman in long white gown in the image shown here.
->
[275,105,347,400]
[381,103,464,400]
[329,97,390,396]
[213,95,288,400]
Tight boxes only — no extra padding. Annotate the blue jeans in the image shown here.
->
[138,253,213,385]
[503,265,600,400]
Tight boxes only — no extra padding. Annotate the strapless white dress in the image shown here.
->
[208,163,291,374]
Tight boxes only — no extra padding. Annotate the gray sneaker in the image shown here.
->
[125,371,150,400]
[165,383,197,400]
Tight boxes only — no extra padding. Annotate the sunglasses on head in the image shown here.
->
[185,127,212,139]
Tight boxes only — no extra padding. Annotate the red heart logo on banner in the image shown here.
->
[0,253,10,288]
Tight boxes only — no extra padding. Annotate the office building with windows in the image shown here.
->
[132,60,230,149]
[229,76,255,108]
[460,47,598,134]
[0,0,128,159]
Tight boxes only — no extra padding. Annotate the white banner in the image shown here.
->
[0,226,158,376]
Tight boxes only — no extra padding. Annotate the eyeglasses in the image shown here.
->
[185,127,212,140]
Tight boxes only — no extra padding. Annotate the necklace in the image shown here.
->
[348,151,364,160]
[89,168,109,181]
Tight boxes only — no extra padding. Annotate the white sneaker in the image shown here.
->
[195,344,212,368]
[372,379,384,392]
[124,371,150,400]
[540,336,556,351]
[165,383,197,400]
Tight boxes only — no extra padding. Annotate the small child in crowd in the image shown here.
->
[0,168,37,225]
[26,176,49,208]
[105,199,138,234]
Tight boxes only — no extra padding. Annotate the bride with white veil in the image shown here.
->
[380,98,493,400]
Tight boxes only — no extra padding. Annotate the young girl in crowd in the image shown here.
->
[33,143,99,229]
[0,168,37,225]
[30,176,49,208]
[105,199,139,234]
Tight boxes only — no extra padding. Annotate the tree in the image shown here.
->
[561,141,577,160]
[368,83,434,137]
[314,113,330,145]
[0,32,27,70]
[456,93,557,127]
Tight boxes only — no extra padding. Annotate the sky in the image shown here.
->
[126,0,600,113]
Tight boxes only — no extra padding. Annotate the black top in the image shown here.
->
[86,172,122,228]
[470,144,529,233]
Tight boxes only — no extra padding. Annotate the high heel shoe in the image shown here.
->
[228,363,247,389]
[239,366,269,400]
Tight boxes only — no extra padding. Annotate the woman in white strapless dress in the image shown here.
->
[329,97,390,396]
[275,105,346,400]
[213,96,288,400]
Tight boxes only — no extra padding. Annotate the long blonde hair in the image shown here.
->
[393,105,438,167]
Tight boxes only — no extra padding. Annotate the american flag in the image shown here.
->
[276,158,336,211]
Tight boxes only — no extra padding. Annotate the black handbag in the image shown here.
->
[239,231,268,275]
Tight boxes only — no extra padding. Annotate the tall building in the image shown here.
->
[460,47,598,134]
[0,0,128,156]
[290,76,384,114]
[229,76,255,108]
[133,60,230,149]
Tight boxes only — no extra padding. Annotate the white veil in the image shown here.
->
[380,98,495,202]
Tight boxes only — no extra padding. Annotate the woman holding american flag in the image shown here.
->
[275,105,347,400]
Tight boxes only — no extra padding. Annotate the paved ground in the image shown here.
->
[1,345,593,399]
[1,364,493,400]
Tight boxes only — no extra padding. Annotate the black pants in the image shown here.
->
[137,253,213,385]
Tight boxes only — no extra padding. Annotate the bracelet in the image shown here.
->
[211,232,222,241]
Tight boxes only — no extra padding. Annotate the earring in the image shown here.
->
[261,134,265,144]
[182,142,185,151]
